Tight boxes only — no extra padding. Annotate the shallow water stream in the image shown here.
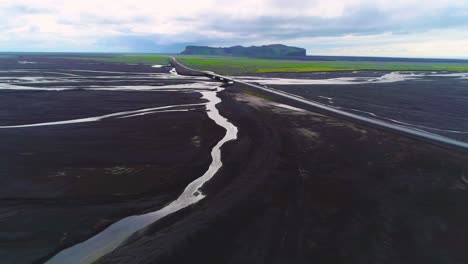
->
[46,86,238,264]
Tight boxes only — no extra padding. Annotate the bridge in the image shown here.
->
[170,57,468,153]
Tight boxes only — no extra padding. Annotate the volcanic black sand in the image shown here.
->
[0,56,224,263]
[2,56,468,264]
[100,84,468,264]
[239,71,468,142]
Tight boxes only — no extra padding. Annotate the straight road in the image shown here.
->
[170,57,468,153]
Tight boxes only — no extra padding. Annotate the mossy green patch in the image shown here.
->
[174,55,468,75]
[96,55,171,65]
[40,53,468,75]
[47,54,171,65]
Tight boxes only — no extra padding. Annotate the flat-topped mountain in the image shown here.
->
[181,44,306,57]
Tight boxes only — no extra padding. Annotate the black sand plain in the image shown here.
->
[1,56,468,264]
[0,56,223,263]
[245,71,468,142]
[100,85,468,264]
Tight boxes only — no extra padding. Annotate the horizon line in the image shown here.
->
[1,51,468,61]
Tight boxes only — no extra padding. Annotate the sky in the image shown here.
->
[1,0,468,58]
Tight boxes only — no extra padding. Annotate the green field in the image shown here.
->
[37,53,468,75]
[92,54,171,65]
[57,54,171,65]
[174,56,468,75]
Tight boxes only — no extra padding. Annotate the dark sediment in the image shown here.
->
[99,85,468,264]
[0,57,224,263]
[242,71,468,142]
[2,56,468,264]
[0,105,224,264]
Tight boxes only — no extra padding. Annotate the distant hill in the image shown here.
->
[180,44,306,57]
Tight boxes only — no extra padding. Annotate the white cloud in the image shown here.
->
[285,29,468,58]
[0,0,468,57]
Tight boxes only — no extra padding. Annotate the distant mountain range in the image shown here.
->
[180,44,306,57]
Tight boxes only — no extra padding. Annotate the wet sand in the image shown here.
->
[0,57,224,263]
[2,56,468,263]
[99,84,468,264]
[237,71,468,142]
[45,87,238,264]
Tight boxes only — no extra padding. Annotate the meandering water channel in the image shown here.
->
[45,86,238,264]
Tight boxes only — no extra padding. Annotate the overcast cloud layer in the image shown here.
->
[1,0,468,58]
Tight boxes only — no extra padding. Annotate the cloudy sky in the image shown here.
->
[1,0,468,58]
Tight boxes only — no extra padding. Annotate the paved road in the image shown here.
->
[170,57,468,153]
